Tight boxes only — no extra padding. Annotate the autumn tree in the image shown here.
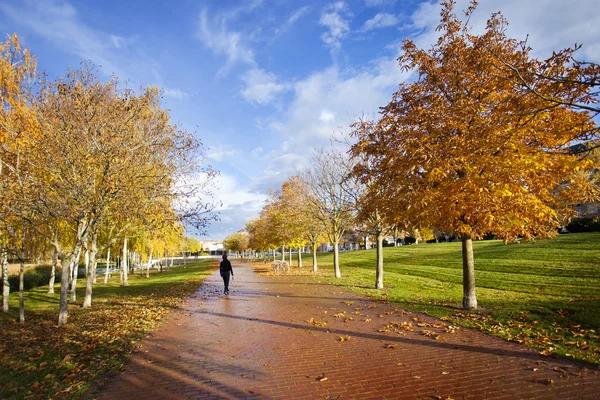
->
[0,35,36,313]
[351,1,599,309]
[1,61,217,324]
[302,149,357,278]
[350,120,405,289]
[275,176,312,267]
[223,231,249,255]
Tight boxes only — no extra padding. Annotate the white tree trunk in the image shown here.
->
[462,235,477,309]
[83,230,98,308]
[289,247,292,266]
[312,244,317,272]
[375,230,384,289]
[146,248,153,278]
[92,257,98,284]
[298,247,302,268]
[2,249,9,312]
[104,247,111,284]
[70,246,83,302]
[19,259,25,323]
[84,245,90,277]
[333,237,341,278]
[121,238,129,286]
[281,244,285,261]
[59,225,87,326]
[48,246,58,294]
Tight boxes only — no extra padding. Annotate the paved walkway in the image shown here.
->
[91,264,600,399]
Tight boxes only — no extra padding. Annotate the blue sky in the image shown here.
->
[2,0,599,240]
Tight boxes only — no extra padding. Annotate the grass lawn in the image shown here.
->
[296,232,600,365]
[0,259,218,400]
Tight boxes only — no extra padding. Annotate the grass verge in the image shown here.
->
[280,232,600,365]
[0,259,217,399]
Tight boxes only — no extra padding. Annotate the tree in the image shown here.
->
[223,231,249,255]
[350,120,402,289]
[302,149,357,278]
[0,35,36,313]
[351,1,599,309]
[276,176,311,267]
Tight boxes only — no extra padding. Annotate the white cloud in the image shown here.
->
[240,68,289,105]
[408,0,600,63]
[249,50,408,193]
[196,8,256,75]
[208,172,267,239]
[275,6,311,36]
[361,13,399,31]
[319,2,352,54]
[288,6,311,26]
[110,34,136,49]
[163,87,189,100]
[319,110,336,122]
[0,0,125,76]
[207,148,241,162]
[251,147,264,157]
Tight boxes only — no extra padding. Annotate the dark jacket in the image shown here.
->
[220,259,233,275]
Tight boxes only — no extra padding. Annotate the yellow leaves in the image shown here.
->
[338,335,350,342]
[307,318,327,327]
[421,330,442,340]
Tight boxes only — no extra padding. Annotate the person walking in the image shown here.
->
[220,254,234,295]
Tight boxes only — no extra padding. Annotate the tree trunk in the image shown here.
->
[84,245,90,278]
[298,247,302,268]
[333,237,341,278]
[461,235,477,309]
[104,247,111,284]
[289,247,292,266]
[2,249,9,312]
[92,258,98,284]
[281,244,285,261]
[48,244,58,294]
[58,254,71,326]
[121,238,129,286]
[19,259,25,323]
[59,224,87,326]
[83,230,98,308]
[375,230,384,289]
[312,244,317,272]
[146,248,153,278]
[70,246,83,302]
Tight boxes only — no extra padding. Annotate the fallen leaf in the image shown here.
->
[316,373,328,382]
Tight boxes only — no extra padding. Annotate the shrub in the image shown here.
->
[8,265,63,292]
[566,217,600,233]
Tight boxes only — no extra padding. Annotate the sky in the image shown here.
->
[1,0,599,240]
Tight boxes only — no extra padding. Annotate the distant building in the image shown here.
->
[200,240,224,255]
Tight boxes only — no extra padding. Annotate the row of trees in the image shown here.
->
[237,1,600,310]
[0,35,218,325]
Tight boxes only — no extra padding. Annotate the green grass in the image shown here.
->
[0,260,218,400]
[298,233,600,364]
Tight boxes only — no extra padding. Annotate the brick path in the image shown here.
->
[90,264,600,399]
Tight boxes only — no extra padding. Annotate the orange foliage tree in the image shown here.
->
[351,1,599,309]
